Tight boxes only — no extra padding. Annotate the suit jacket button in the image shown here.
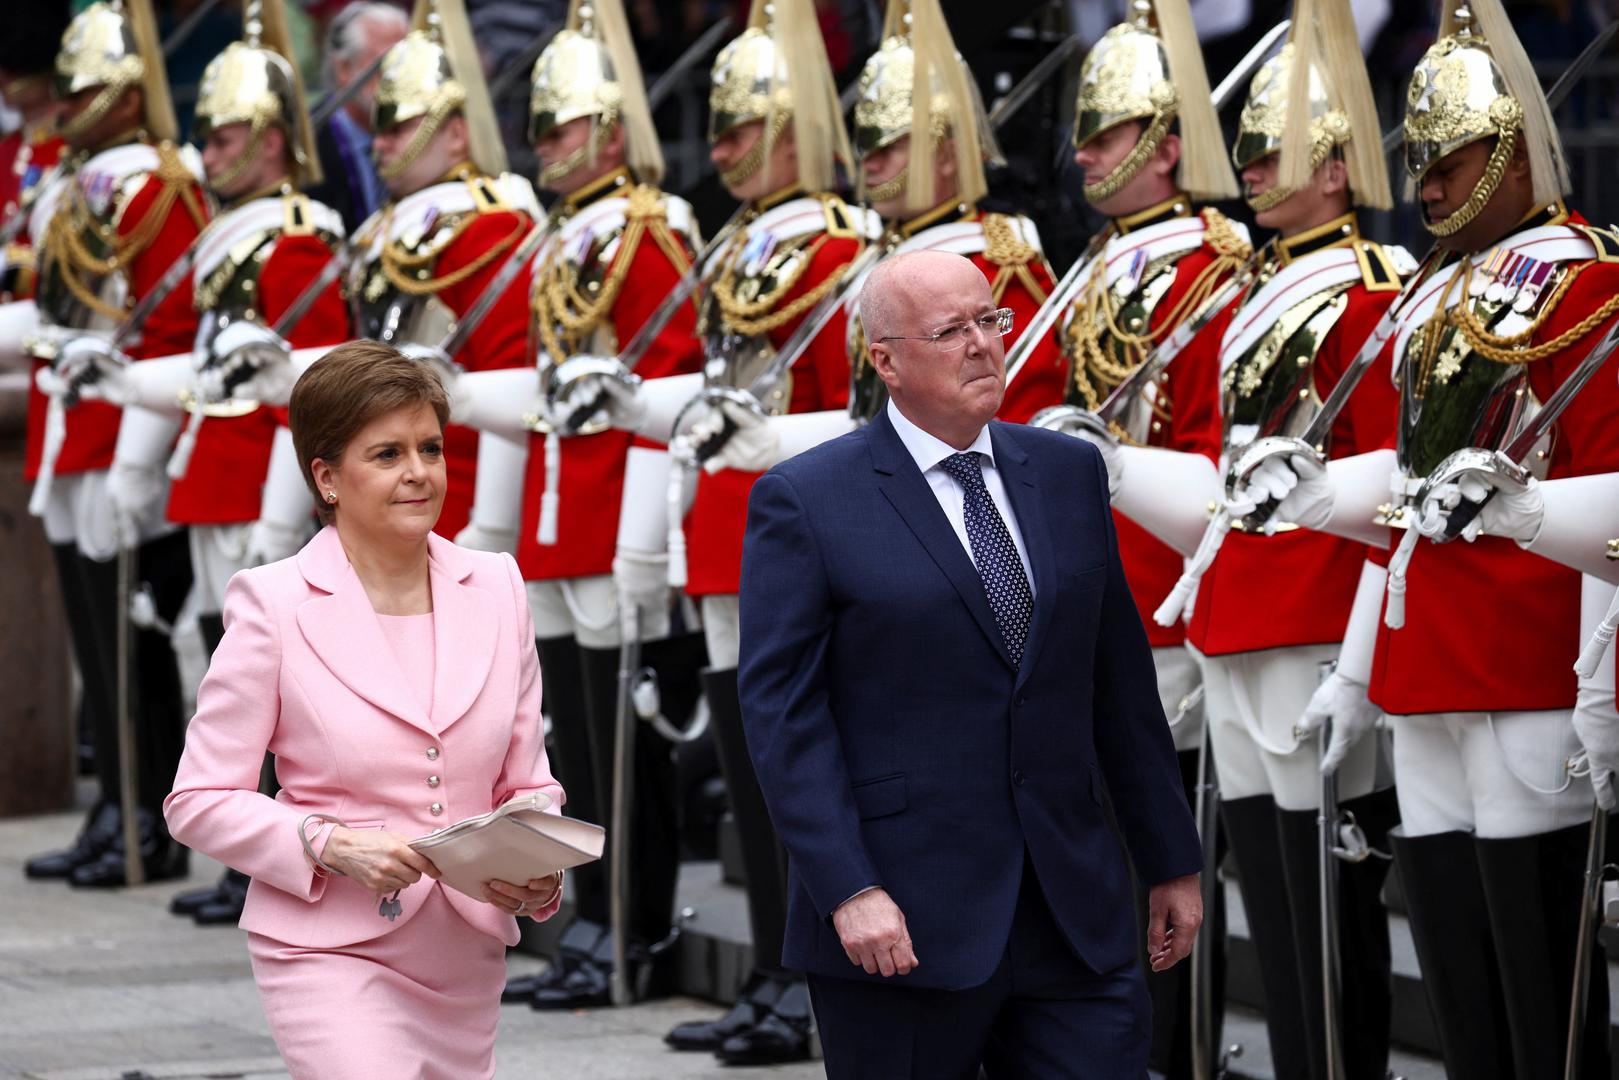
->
[1015,695,1027,707]
[426,747,440,760]
[426,775,440,788]
[1013,770,1025,786]
[430,802,444,815]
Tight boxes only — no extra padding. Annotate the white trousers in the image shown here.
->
[525,575,672,648]
[1155,644,1205,754]
[1391,709,1592,839]
[39,469,176,558]
[188,523,251,615]
[1195,643,1379,810]
[702,594,741,671]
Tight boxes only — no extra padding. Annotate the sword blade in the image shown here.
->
[1501,310,1619,463]
[647,17,735,111]
[1211,20,1291,110]
[309,47,390,131]
[986,35,1085,130]
[435,220,550,358]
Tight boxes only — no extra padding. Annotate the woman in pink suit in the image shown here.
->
[165,341,566,1080]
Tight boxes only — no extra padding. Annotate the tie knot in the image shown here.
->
[941,451,985,489]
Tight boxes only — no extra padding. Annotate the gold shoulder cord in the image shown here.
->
[1447,256,1619,365]
[380,181,527,297]
[712,194,863,338]
[534,184,694,361]
[1067,207,1251,424]
[981,213,1050,306]
[41,143,207,321]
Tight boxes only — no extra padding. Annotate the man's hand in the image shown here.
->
[1147,873,1202,972]
[831,887,919,977]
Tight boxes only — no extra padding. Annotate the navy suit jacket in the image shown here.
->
[738,408,1202,991]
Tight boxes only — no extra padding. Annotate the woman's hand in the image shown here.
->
[484,873,563,916]
[322,827,441,893]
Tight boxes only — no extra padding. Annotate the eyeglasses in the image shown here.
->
[875,307,1015,351]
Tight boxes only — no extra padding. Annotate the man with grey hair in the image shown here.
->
[737,250,1203,1076]
[308,1,408,229]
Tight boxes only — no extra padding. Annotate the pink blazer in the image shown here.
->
[165,525,565,949]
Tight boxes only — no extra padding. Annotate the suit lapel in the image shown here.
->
[868,411,1014,670]
[295,531,434,735]
[425,536,499,734]
[991,424,1057,688]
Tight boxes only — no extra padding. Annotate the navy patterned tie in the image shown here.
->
[940,452,1034,665]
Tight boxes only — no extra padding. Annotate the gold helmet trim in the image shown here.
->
[530,0,663,185]
[195,0,323,189]
[374,0,507,180]
[853,0,1001,215]
[54,0,178,144]
[1071,0,1236,203]
[708,0,852,194]
[1404,0,1567,235]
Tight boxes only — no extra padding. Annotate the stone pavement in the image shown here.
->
[0,805,823,1080]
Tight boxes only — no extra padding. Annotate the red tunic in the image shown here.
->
[1371,210,1619,715]
[166,230,348,525]
[1188,277,1402,656]
[515,222,704,581]
[430,209,538,539]
[26,160,209,480]
[993,248,1065,426]
[1,127,64,302]
[685,232,863,597]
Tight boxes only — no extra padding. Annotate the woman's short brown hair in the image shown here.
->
[288,341,452,524]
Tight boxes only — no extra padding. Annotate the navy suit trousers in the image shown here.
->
[807,855,1151,1080]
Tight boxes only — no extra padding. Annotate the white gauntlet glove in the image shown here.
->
[107,405,179,543]
[693,396,775,475]
[40,334,128,401]
[1415,470,1544,544]
[246,426,315,566]
[201,321,295,407]
[565,372,646,433]
[1294,560,1386,775]
[1230,452,1333,531]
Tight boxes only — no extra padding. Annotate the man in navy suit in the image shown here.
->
[738,251,1204,1077]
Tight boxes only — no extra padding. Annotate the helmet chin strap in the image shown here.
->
[1423,122,1520,238]
[539,117,616,188]
[719,111,790,190]
[1082,110,1173,206]
[377,99,457,182]
[206,118,270,195]
[59,81,130,143]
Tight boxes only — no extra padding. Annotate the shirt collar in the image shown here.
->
[886,399,995,475]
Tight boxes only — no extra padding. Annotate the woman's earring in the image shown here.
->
[325,492,337,504]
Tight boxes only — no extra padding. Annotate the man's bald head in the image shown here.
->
[863,251,1005,450]
[859,251,983,344]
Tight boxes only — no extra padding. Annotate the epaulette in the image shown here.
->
[466,174,507,213]
[1354,238,1404,293]
[282,192,315,238]
[819,192,863,241]
[1572,223,1619,264]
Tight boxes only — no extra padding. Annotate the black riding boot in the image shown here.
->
[1386,827,1514,1079]
[1475,822,1611,1079]
[1274,785,1398,1080]
[1219,794,1312,1080]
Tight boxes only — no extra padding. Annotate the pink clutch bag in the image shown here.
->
[408,794,605,902]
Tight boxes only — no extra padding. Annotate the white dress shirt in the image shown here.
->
[886,400,1035,595]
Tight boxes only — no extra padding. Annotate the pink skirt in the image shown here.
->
[248,885,506,1080]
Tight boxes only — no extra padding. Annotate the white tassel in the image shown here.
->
[537,431,560,546]
[1383,527,1421,630]
[666,459,689,589]
[166,401,205,479]
[1575,587,1619,679]
[1153,507,1232,627]
[28,396,66,517]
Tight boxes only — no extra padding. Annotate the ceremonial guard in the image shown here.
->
[86,0,349,926]
[588,0,880,1061]
[1249,1,1619,1073]
[0,2,69,310]
[1033,2,1245,1072]
[1112,1,1413,1073]
[692,0,1060,471]
[280,0,541,545]
[19,0,209,886]
[454,0,709,1011]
